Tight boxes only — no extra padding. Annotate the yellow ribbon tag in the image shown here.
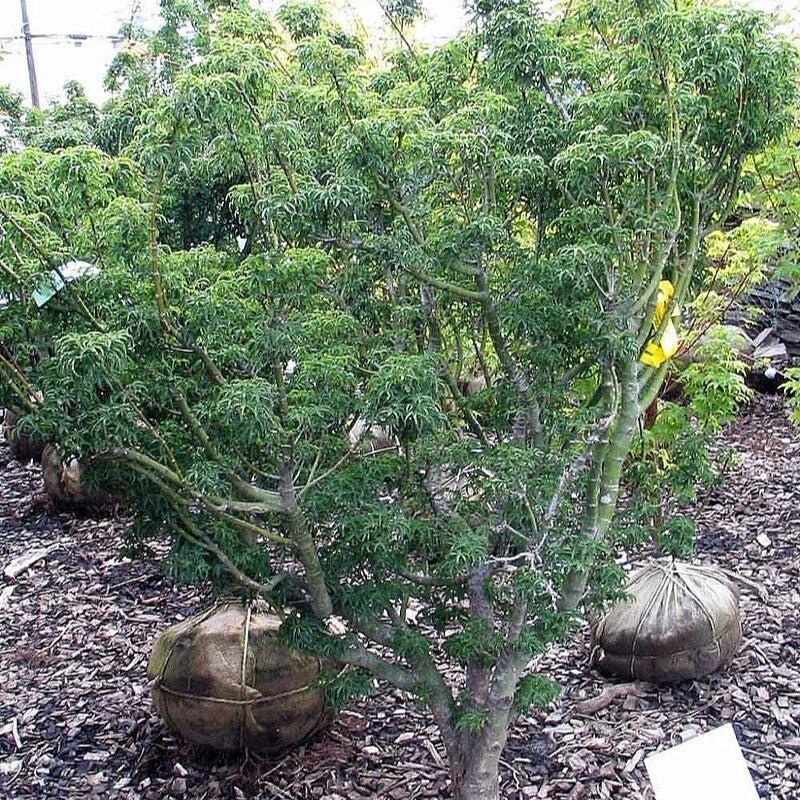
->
[641,280,680,368]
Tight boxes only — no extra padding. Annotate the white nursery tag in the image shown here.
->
[645,724,758,800]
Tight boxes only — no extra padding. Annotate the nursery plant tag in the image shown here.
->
[32,271,66,308]
[31,261,100,308]
[645,724,758,800]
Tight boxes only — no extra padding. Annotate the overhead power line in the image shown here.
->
[0,33,126,43]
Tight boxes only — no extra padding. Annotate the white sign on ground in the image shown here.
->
[645,723,759,800]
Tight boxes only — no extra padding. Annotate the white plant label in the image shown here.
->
[645,723,758,800]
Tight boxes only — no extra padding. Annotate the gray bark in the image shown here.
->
[450,737,505,800]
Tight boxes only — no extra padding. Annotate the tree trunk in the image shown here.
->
[453,771,501,800]
[278,464,333,619]
[451,747,503,800]
[560,357,641,611]
[444,698,514,800]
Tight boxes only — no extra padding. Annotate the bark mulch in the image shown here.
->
[1,394,799,799]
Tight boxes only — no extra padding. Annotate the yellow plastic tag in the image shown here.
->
[641,280,680,368]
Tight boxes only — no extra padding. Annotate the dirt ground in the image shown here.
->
[1,395,799,799]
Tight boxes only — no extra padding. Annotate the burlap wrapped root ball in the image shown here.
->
[41,444,112,510]
[148,602,334,751]
[2,408,45,463]
[592,561,742,682]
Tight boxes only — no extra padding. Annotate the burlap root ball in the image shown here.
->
[2,408,45,463]
[591,560,742,683]
[41,444,112,510]
[148,602,333,751]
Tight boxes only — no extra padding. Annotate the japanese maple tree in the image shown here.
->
[0,1,795,797]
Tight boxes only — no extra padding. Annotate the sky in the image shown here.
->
[1,0,798,107]
[0,0,469,106]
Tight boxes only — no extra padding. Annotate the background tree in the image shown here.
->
[0,85,25,153]
[0,2,795,798]
[740,120,800,421]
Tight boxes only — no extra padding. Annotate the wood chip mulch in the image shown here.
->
[1,394,799,799]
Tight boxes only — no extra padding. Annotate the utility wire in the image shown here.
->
[0,33,127,43]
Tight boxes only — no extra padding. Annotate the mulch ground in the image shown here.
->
[1,394,799,800]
